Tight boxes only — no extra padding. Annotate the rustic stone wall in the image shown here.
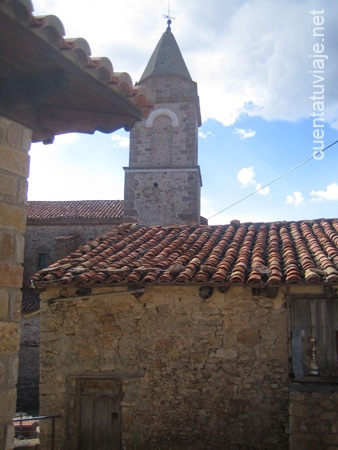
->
[124,169,201,227]
[16,315,40,414]
[39,285,290,449]
[23,223,118,285]
[289,385,338,450]
[0,116,31,450]
[124,75,201,227]
[17,222,120,414]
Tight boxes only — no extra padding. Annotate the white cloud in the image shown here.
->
[111,134,129,148]
[237,167,270,199]
[256,183,269,196]
[233,128,256,140]
[30,0,338,128]
[199,130,213,139]
[237,167,256,186]
[286,191,304,206]
[310,183,338,202]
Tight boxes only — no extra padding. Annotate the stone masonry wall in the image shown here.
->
[0,116,31,450]
[125,75,201,226]
[289,385,338,450]
[16,315,40,414]
[23,223,118,284]
[17,222,119,414]
[39,285,289,450]
[124,169,201,226]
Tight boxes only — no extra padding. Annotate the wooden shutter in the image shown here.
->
[290,298,338,378]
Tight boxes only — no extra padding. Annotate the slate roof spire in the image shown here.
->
[138,22,192,83]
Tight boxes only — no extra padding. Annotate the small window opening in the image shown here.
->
[38,252,48,269]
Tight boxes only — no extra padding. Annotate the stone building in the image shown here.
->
[18,200,124,413]
[31,220,338,450]
[29,16,338,450]
[0,0,151,448]
[124,19,202,226]
[19,19,205,414]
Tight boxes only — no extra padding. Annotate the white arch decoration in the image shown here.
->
[146,108,179,127]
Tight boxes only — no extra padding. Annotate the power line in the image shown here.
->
[207,138,338,221]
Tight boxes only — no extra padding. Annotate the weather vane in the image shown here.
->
[163,0,175,28]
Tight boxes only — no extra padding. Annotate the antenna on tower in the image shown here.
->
[163,0,175,28]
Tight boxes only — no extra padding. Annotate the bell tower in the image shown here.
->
[124,20,202,226]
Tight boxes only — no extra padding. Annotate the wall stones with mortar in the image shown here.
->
[289,386,338,450]
[16,315,40,414]
[124,170,201,227]
[0,116,32,450]
[124,75,201,227]
[17,221,122,414]
[23,223,121,284]
[39,285,289,450]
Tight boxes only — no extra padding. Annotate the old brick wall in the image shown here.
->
[39,285,290,450]
[0,116,31,450]
[289,385,338,450]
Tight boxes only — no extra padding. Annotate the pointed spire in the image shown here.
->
[138,24,192,83]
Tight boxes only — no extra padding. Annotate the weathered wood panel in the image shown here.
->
[79,379,121,450]
[291,298,338,377]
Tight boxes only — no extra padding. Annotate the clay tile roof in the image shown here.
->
[27,200,124,221]
[31,218,338,289]
[0,0,153,143]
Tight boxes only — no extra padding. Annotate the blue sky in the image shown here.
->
[28,0,338,225]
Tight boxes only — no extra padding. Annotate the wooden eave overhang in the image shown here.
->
[0,0,152,143]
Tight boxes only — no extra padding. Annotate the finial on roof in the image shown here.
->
[163,0,175,30]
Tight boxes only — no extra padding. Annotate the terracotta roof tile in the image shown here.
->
[27,200,124,221]
[31,219,338,288]
[1,0,152,116]
[0,0,153,143]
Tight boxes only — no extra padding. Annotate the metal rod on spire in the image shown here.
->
[163,0,175,29]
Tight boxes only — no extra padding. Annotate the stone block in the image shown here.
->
[0,203,26,232]
[0,388,16,419]
[0,233,14,260]
[0,145,29,178]
[290,434,321,450]
[7,354,18,387]
[0,322,20,352]
[0,290,9,319]
[9,291,21,321]
[14,233,25,264]
[0,173,16,198]
[0,264,23,288]
[236,327,261,346]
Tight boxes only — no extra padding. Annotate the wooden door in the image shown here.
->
[79,379,121,450]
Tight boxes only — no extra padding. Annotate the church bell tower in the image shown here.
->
[124,20,202,226]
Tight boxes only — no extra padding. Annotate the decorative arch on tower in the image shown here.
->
[146,108,179,128]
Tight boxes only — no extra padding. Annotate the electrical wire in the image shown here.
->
[207,138,338,221]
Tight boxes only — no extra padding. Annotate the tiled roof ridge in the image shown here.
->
[31,218,338,288]
[27,199,124,220]
[2,0,152,116]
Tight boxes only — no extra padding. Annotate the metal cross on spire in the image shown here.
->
[163,0,175,29]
